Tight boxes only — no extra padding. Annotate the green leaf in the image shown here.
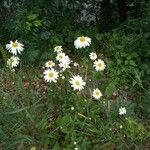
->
[4,106,29,115]
[105,82,116,98]
[125,60,129,65]
[60,115,71,126]
[27,13,38,21]
[52,142,61,150]
[129,60,136,66]
[33,20,42,27]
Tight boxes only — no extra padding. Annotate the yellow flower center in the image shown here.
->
[80,36,86,42]
[48,61,52,65]
[12,42,18,48]
[98,63,102,67]
[59,55,63,59]
[56,47,59,50]
[96,91,100,96]
[75,81,80,86]
[48,72,54,78]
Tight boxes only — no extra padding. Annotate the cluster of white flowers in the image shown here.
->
[88,52,106,99]
[42,36,105,101]
[43,46,72,83]
[4,36,127,116]
[89,52,106,71]
[58,55,71,71]
[6,40,24,70]
[7,56,20,68]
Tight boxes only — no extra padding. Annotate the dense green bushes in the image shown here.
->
[0,0,149,63]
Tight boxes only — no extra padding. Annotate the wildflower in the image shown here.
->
[6,40,24,55]
[54,45,63,53]
[7,56,20,68]
[73,62,79,67]
[45,60,55,68]
[71,107,75,110]
[120,125,123,129]
[93,59,106,71]
[89,52,97,60]
[43,68,59,83]
[11,69,15,72]
[61,76,65,79]
[75,148,78,150]
[119,107,126,115]
[74,141,77,145]
[74,36,91,49]
[69,75,86,91]
[56,52,66,62]
[92,88,103,100]
[59,56,71,71]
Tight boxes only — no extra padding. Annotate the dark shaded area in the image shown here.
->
[100,0,112,32]
[117,0,128,22]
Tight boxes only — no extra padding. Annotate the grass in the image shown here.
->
[0,59,149,150]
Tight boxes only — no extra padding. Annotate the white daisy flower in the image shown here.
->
[7,56,20,68]
[69,75,86,91]
[119,107,126,115]
[92,88,103,100]
[93,59,106,71]
[43,68,59,83]
[74,36,91,49]
[54,45,63,53]
[6,40,24,55]
[45,60,55,68]
[59,62,71,71]
[89,52,97,60]
[56,52,66,62]
[59,56,71,71]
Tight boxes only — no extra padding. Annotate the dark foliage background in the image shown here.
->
[0,0,149,62]
[0,0,150,149]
